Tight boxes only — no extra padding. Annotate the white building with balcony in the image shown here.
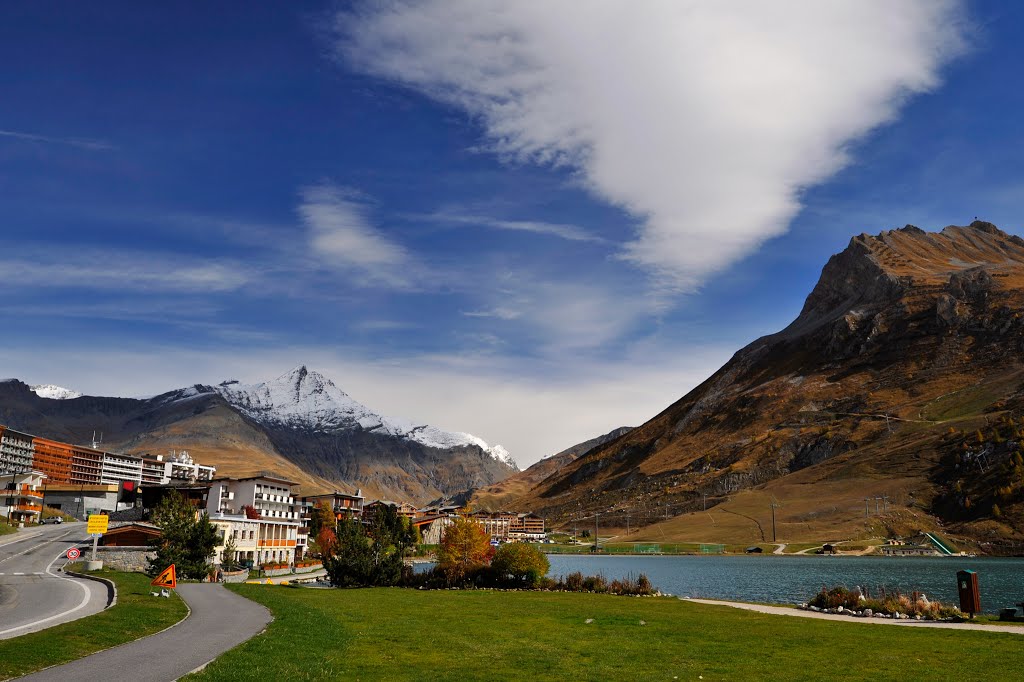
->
[141,451,216,486]
[206,474,306,566]
[99,452,143,485]
[0,427,35,475]
[1,470,46,524]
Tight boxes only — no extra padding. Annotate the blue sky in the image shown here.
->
[2,1,1023,466]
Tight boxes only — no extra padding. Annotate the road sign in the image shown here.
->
[151,564,177,589]
[86,514,109,535]
[66,548,81,560]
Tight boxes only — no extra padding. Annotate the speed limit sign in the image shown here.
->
[66,548,81,560]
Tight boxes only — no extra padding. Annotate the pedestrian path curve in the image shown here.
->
[16,584,272,681]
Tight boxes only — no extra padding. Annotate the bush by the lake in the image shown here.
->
[402,566,656,595]
[808,585,961,620]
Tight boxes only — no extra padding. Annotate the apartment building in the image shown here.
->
[140,451,215,486]
[0,470,45,524]
[0,427,36,475]
[470,510,517,540]
[206,474,306,566]
[509,513,545,541]
[99,452,143,485]
[210,516,261,567]
[70,446,103,484]
[31,438,75,483]
[363,500,417,525]
[303,489,364,521]
[0,424,147,488]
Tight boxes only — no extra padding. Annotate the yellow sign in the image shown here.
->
[86,514,109,535]
[151,564,177,589]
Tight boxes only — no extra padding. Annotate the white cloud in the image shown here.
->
[0,128,113,151]
[462,307,521,320]
[333,1,967,291]
[428,211,605,243]
[0,252,248,293]
[299,183,413,286]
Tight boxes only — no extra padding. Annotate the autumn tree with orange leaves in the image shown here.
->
[437,516,494,581]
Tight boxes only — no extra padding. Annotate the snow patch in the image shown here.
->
[30,384,83,400]
[214,366,517,469]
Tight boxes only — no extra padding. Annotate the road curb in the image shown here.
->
[62,563,118,609]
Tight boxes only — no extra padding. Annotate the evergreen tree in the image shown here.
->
[221,533,239,571]
[147,490,218,580]
[325,518,375,587]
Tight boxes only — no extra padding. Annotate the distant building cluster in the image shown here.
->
[1,423,215,522]
[302,491,546,546]
[2,423,545,571]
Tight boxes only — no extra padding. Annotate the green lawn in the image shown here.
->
[0,523,17,537]
[0,570,188,681]
[186,586,1024,681]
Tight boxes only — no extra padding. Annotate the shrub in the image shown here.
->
[492,543,550,587]
[565,571,585,591]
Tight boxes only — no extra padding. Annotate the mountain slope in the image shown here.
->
[473,426,633,509]
[516,222,1024,552]
[0,367,516,502]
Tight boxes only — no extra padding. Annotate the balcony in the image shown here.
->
[257,539,297,548]
[15,503,42,513]
[18,486,44,499]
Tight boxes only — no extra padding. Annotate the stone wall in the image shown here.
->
[88,545,155,573]
[221,569,250,583]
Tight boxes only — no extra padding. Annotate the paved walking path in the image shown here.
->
[684,598,1024,634]
[17,584,272,681]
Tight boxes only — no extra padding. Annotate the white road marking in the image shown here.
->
[0,542,95,638]
[12,572,24,576]
[0,528,75,566]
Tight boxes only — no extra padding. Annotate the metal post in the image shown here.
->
[595,512,599,552]
[771,503,777,543]
[626,512,630,537]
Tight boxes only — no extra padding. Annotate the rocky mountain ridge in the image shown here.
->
[508,222,1024,551]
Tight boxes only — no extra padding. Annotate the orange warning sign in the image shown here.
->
[150,564,177,589]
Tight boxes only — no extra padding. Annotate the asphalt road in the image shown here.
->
[17,583,273,682]
[0,523,108,640]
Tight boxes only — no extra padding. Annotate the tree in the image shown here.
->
[147,490,218,580]
[324,518,378,587]
[221,532,239,571]
[492,542,550,587]
[186,512,220,579]
[437,516,494,581]
[316,525,338,558]
[309,501,336,540]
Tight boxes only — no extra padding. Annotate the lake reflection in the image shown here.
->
[547,554,1024,613]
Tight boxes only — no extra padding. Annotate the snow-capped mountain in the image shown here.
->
[0,367,517,502]
[212,366,517,469]
[30,384,83,400]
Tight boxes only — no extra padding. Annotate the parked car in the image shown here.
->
[41,516,63,524]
